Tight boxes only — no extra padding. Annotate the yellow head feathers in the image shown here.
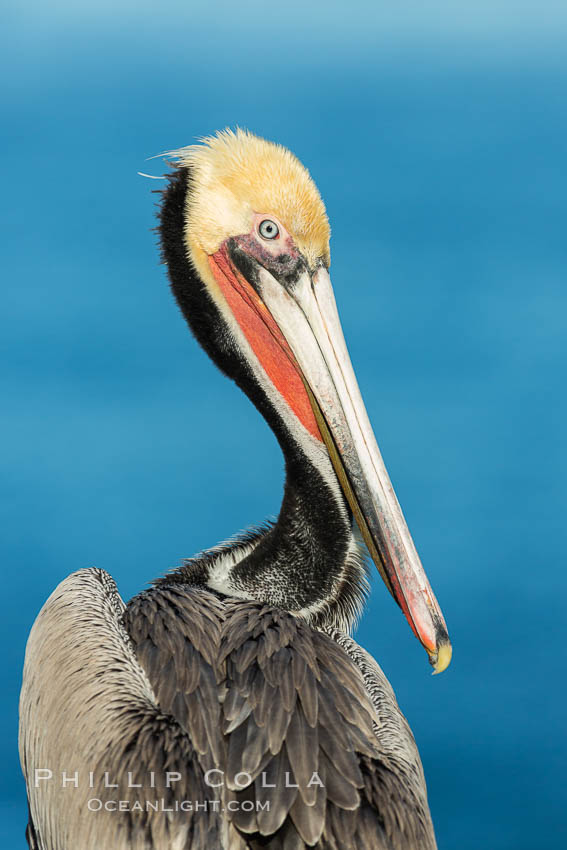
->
[169,129,330,269]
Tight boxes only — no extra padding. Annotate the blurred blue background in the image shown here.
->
[2,1,566,847]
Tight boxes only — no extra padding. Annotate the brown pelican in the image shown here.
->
[19,129,451,850]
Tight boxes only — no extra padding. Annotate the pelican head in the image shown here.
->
[161,128,451,673]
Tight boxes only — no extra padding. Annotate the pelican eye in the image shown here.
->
[258,219,279,240]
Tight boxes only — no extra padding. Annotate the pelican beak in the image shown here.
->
[209,248,451,672]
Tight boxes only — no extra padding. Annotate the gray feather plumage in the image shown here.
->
[20,568,437,849]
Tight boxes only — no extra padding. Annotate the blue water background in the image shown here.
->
[2,3,566,847]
